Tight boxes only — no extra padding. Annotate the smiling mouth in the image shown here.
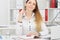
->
[29,6,33,9]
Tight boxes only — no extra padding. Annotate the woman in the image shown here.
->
[17,0,49,38]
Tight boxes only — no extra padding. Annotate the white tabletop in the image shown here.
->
[9,35,49,40]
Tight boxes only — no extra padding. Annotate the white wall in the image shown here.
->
[58,0,60,8]
[0,0,9,26]
[10,0,16,9]
[37,0,50,9]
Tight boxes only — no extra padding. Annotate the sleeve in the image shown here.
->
[39,22,49,36]
[15,13,25,35]
[16,22,23,35]
[16,13,23,27]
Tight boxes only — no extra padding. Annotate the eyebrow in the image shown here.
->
[29,0,36,3]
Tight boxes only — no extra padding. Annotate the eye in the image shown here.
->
[28,1,31,4]
[33,3,36,5]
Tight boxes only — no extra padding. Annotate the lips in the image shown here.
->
[29,6,33,9]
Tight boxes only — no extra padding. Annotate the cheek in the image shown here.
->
[26,4,30,8]
[33,6,35,9]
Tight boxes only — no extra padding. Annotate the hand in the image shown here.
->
[19,9,25,16]
[26,31,39,37]
[17,9,25,22]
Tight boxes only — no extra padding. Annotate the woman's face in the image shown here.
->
[25,0,36,11]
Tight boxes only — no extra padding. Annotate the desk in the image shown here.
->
[19,38,48,40]
[10,35,50,40]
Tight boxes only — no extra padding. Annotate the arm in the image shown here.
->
[17,14,22,23]
[17,9,25,23]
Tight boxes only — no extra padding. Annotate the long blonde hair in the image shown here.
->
[26,0,43,32]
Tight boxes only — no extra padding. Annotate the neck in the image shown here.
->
[25,9,33,20]
[26,9,32,15]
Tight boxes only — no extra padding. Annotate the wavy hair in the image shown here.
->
[26,0,43,32]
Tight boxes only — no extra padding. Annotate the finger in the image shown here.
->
[26,34,31,37]
[26,33,32,37]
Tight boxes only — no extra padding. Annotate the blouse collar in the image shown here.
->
[23,12,35,19]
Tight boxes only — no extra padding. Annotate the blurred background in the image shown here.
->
[0,0,60,40]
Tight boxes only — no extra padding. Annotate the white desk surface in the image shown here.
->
[10,35,48,40]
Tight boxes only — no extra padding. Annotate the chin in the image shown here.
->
[30,9,34,11]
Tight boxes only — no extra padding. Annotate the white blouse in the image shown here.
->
[16,13,49,36]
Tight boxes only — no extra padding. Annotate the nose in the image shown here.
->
[29,3,33,6]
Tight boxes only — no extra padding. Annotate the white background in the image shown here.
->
[0,0,60,40]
